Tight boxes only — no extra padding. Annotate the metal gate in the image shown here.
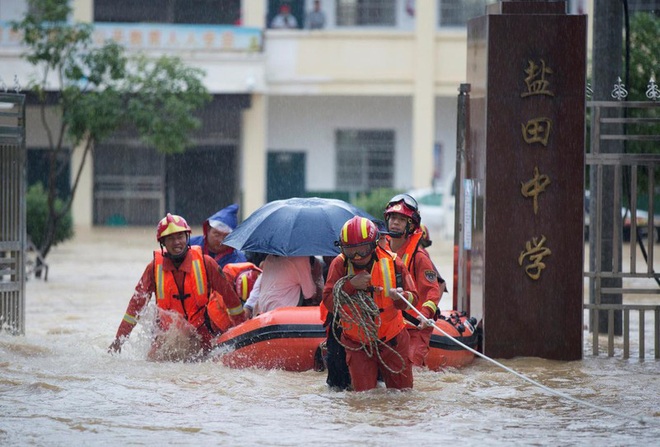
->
[584,99,660,359]
[0,92,27,335]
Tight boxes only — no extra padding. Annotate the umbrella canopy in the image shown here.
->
[223,197,376,256]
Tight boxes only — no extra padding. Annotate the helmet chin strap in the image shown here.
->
[164,244,189,262]
[385,215,414,238]
[160,233,191,263]
[387,223,414,239]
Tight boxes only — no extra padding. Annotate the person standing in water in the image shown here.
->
[108,213,246,361]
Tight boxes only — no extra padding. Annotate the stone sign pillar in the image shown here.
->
[465,1,586,360]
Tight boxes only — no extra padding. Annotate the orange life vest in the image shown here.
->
[392,231,439,321]
[340,246,404,344]
[153,246,211,331]
[398,231,423,268]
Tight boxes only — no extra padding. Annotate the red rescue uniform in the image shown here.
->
[322,247,418,391]
[113,246,245,356]
[387,231,444,367]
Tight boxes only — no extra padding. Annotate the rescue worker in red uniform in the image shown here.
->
[384,194,445,367]
[108,214,246,361]
[322,216,418,391]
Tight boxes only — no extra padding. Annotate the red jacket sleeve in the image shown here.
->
[114,261,155,341]
[411,250,442,318]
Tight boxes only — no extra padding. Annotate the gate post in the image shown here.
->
[0,92,27,335]
[465,2,586,360]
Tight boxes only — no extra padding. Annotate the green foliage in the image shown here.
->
[13,0,211,151]
[26,183,73,248]
[126,55,211,154]
[629,12,660,101]
[11,0,211,259]
[624,12,660,197]
[352,188,404,221]
[627,12,660,151]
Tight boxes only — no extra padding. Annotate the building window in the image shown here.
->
[628,0,660,12]
[94,0,241,25]
[336,129,394,192]
[439,0,489,27]
[336,0,396,26]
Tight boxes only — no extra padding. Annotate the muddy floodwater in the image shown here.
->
[1,227,659,446]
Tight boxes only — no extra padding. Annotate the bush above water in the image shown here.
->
[26,183,74,248]
[352,188,404,223]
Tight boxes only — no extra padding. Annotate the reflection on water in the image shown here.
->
[1,227,659,446]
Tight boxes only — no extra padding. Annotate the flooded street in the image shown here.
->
[1,227,659,446]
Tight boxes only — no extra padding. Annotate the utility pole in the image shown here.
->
[590,1,624,334]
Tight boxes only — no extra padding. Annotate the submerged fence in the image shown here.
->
[585,96,660,359]
[0,91,27,335]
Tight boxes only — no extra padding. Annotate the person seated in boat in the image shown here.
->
[245,251,268,269]
[383,194,446,368]
[108,213,247,361]
[223,261,262,304]
[322,216,418,392]
[243,255,322,318]
[189,203,247,268]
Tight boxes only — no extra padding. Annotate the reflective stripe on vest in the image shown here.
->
[192,256,206,296]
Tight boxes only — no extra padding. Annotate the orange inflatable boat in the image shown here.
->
[212,306,478,372]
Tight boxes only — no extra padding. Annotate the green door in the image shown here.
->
[267,151,305,202]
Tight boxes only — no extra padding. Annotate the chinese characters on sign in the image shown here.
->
[521,117,552,146]
[521,59,554,98]
[518,59,556,280]
[520,166,551,215]
[518,235,552,280]
[93,23,261,52]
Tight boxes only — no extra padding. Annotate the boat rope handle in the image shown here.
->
[393,290,653,426]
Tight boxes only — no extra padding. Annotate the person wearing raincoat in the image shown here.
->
[189,204,247,268]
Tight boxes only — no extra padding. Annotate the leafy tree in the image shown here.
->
[628,12,660,102]
[624,12,660,207]
[12,0,211,262]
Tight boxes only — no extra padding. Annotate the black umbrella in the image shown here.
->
[223,197,376,256]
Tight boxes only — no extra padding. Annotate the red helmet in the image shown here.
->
[339,217,379,260]
[384,193,421,227]
[156,213,191,242]
[420,223,432,248]
[235,269,261,303]
[339,216,379,247]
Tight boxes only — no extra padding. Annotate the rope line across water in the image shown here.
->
[393,291,654,426]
